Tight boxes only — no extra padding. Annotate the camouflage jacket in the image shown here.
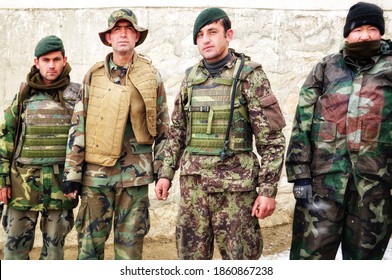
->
[158,52,286,197]
[63,52,169,188]
[285,39,392,203]
[0,84,80,211]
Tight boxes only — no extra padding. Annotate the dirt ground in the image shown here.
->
[3,223,291,260]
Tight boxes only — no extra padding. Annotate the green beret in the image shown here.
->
[193,7,228,45]
[34,35,64,58]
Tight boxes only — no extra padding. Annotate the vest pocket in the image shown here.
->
[361,121,380,142]
[310,121,336,142]
[362,121,392,144]
[260,94,285,131]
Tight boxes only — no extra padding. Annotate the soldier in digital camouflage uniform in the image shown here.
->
[155,8,286,260]
[62,8,169,260]
[0,35,80,259]
[286,2,392,260]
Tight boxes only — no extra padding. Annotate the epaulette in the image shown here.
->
[230,48,251,61]
[89,61,105,74]
[185,60,203,76]
[138,53,152,64]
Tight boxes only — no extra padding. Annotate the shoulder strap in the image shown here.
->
[19,82,27,96]
[13,82,27,154]
[185,64,201,108]
[89,61,105,75]
[221,54,245,161]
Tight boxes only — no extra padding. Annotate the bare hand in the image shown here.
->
[0,186,12,205]
[251,196,276,219]
[155,178,171,200]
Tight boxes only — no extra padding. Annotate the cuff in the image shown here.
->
[295,178,311,186]
[158,167,175,181]
[257,182,278,198]
[0,175,10,187]
[286,163,311,182]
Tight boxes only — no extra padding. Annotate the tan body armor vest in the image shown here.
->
[85,55,158,167]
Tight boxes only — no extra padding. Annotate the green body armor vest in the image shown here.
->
[15,83,80,165]
[185,57,253,156]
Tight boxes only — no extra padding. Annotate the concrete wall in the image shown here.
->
[0,0,391,246]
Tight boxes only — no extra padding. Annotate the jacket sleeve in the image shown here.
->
[243,66,286,198]
[0,95,19,187]
[158,77,188,181]
[152,69,170,177]
[63,74,90,184]
[285,62,325,182]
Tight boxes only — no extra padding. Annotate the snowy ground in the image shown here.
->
[260,238,392,260]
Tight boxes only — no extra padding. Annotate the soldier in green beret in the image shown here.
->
[286,2,392,259]
[62,8,169,260]
[0,35,81,259]
[155,7,286,259]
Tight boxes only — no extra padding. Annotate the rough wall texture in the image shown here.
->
[0,2,391,247]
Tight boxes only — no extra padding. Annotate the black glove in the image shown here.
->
[293,178,313,203]
[62,181,83,195]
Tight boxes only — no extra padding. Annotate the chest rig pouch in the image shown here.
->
[184,54,252,158]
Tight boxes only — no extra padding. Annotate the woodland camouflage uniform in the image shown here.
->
[63,52,169,260]
[286,39,392,260]
[0,35,80,259]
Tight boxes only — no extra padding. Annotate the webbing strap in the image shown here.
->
[221,54,245,161]
[186,55,246,157]
[186,65,204,108]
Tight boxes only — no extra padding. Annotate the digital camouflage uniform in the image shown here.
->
[159,51,286,259]
[286,39,392,260]
[0,80,80,260]
[63,52,169,260]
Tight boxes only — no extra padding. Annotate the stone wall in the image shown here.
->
[0,0,391,246]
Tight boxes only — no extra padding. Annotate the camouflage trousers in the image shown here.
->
[75,185,150,260]
[290,187,392,260]
[2,207,74,260]
[176,175,263,260]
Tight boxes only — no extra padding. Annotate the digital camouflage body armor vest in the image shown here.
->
[14,83,80,165]
[85,54,158,167]
[185,55,258,156]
